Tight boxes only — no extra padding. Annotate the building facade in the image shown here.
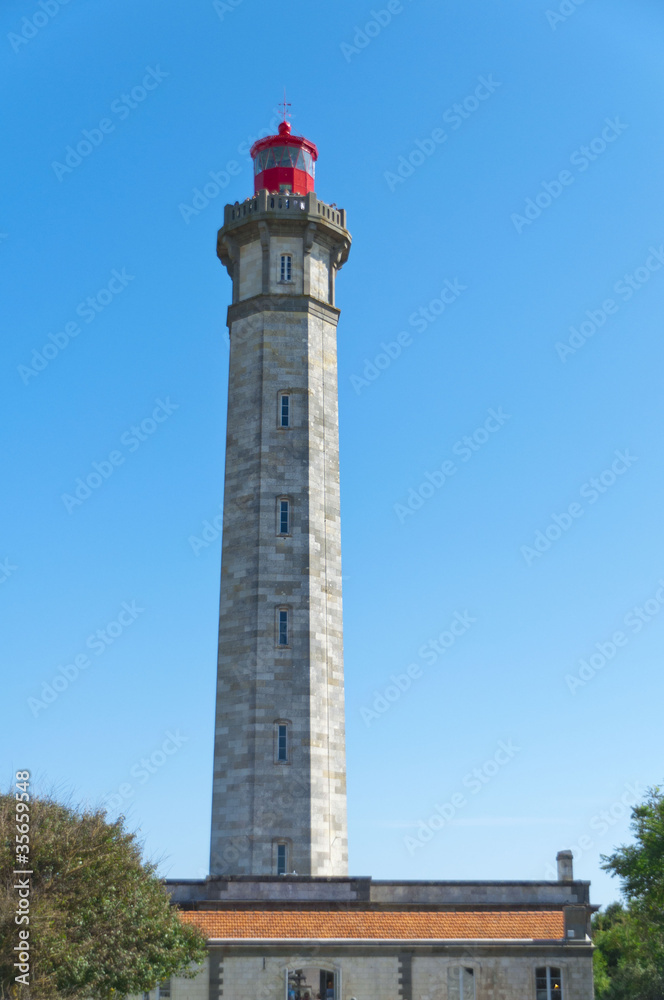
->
[158,859,594,1000]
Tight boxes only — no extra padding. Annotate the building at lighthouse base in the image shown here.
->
[129,859,595,1000]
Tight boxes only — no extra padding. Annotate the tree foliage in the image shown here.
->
[594,787,664,999]
[602,787,664,930]
[0,793,207,999]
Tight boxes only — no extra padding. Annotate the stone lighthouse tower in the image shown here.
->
[209,118,351,878]
[165,118,595,1000]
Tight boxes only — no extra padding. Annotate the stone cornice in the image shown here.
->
[227,294,341,328]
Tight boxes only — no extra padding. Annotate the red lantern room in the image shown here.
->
[250,121,318,195]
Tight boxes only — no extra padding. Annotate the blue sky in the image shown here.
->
[2,0,663,908]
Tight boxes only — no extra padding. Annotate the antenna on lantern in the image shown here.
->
[278,89,292,127]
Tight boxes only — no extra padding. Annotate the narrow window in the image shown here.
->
[277,724,288,762]
[536,968,562,1000]
[157,982,171,1000]
[279,392,290,427]
[448,966,475,1000]
[278,498,290,535]
[276,842,288,875]
[278,608,289,647]
[280,254,292,282]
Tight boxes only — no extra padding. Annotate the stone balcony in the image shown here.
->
[220,190,347,234]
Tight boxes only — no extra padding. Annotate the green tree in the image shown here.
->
[0,793,207,999]
[594,786,664,999]
[602,787,664,932]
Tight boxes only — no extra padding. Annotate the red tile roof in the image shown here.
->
[179,909,564,941]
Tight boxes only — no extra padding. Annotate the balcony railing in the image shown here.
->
[224,190,345,230]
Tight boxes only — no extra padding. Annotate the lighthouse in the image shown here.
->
[209,117,351,877]
[164,114,596,1000]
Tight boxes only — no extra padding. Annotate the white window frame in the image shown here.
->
[448,965,476,1000]
[280,253,293,283]
[535,966,563,1000]
[277,497,291,536]
[276,841,289,875]
[277,607,289,647]
[275,721,290,763]
[143,984,171,1000]
[279,392,291,428]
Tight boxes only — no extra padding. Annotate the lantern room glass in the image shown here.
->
[254,146,314,179]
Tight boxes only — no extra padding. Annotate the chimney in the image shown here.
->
[557,850,574,881]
